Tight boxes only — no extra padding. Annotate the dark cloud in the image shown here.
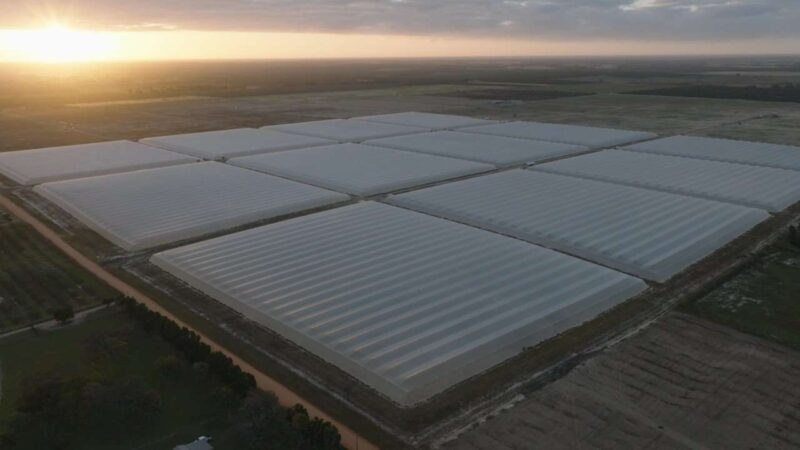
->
[1,0,799,40]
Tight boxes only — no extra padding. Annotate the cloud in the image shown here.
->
[1,0,799,40]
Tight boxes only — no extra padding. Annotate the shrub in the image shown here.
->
[116,297,341,449]
[154,355,185,380]
[117,297,256,396]
[52,307,75,324]
[789,225,800,248]
[2,374,161,449]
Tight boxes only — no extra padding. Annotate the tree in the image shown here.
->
[286,404,342,449]
[79,379,161,437]
[1,374,163,448]
[117,296,256,396]
[789,225,800,248]
[2,374,83,449]
[229,391,301,449]
[83,330,131,367]
[154,355,185,380]
[52,306,74,324]
[210,386,241,410]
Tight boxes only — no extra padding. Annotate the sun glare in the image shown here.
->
[2,25,117,63]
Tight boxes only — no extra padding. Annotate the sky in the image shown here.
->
[0,0,798,61]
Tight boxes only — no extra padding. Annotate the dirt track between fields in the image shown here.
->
[0,194,377,450]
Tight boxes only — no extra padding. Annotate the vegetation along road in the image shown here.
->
[0,194,377,450]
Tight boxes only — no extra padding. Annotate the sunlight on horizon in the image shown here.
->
[0,24,119,63]
[1,24,798,64]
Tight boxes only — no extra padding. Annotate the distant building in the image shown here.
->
[173,436,213,450]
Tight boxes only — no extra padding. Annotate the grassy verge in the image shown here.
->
[681,239,800,350]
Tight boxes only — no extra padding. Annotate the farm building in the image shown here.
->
[0,140,197,185]
[141,128,335,160]
[228,143,493,196]
[365,131,589,166]
[34,162,348,250]
[152,202,646,405]
[623,135,800,171]
[263,118,427,142]
[463,121,657,148]
[389,170,769,281]
[534,149,800,212]
[355,111,497,130]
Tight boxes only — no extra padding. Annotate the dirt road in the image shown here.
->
[0,304,108,341]
[0,194,378,450]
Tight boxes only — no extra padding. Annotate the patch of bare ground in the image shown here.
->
[445,313,800,450]
[0,114,104,152]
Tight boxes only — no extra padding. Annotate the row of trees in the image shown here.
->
[633,83,800,103]
[230,392,343,449]
[2,296,343,449]
[116,296,257,397]
[1,375,162,449]
[789,225,800,249]
[115,296,343,449]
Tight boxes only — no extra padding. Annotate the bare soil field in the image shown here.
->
[0,114,101,152]
[444,313,800,450]
[3,81,800,155]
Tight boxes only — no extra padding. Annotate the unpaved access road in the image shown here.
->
[0,195,378,450]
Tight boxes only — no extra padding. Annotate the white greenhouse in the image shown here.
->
[0,140,197,185]
[140,128,335,160]
[228,143,493,196]
[355,112,497,130]
[365,131,589,166]
[264,118,427,142]
[34,162,348,251]
[152,202,646,405]
[533,150,800,212]
[463,121,657,149]
[388,170,770,281]
[623,135,800,171]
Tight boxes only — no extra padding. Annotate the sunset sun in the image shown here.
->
[3,24,117,62]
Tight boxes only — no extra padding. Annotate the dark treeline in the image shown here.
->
[441,88,589,101]
[789,226,800,249]
[116,296,257,397]
[0,296,342,450]
[1,375,162,449]
[631,83,800,103]
[115,296,343,449]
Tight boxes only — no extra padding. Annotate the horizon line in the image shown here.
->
[1,53,799,65]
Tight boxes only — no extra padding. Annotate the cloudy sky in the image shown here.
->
[0,0,798,60]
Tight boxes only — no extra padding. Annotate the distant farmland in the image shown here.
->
[631,83,800,103]
[0,205,114,332]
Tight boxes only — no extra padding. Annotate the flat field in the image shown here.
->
[0,205,115,332]
[682,236,800,350]
[446,313,800,450]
